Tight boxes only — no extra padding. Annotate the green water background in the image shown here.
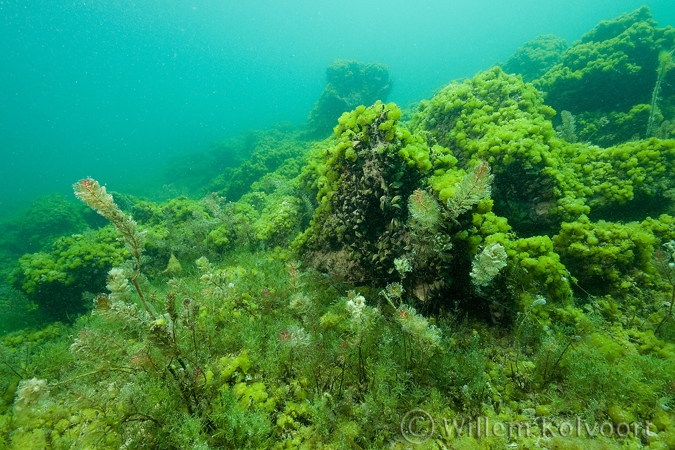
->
[1,0,674,218]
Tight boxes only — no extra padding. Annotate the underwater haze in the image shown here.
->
[1,0,674,218]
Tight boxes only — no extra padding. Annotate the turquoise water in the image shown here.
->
[1,0,674,217]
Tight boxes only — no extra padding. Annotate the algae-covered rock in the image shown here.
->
[408,64,675,301]
[0,193,99,257]
[301,101,433,282]
[412,65,675,230]
[307,60,392,135]
[502,34,568,82]
[535,6,675,143]
[553,215,657,295]
[536,6,675,114]
[207,127,312,202]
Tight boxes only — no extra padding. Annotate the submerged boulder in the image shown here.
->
[502,34,568,83]
[534,6,675,145]
[307,60,392,136]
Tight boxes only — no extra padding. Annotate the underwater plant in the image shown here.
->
[470,242,508,287]
[647,49,675,138]
[654,240,675,334]
[0,193,95,256]
[557,110,578,143]
[74,178,154,318]
[10,226,129,319]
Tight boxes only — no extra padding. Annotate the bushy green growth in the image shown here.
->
[412,66,557,169]
[307,59,392,135]
[0,324,69,414]
[574,104,651,146]
[10,226,129,319]
[535,6,675,137]
[237,175,316,249]
[497,234,574,304]
[0,193,98,256]
[5,242,675,449]
[554,138,675,221]
[412,64,675,232]
[132,161,314,260]
[554,325,675,427]
[644,214,675,244]
[251,194,304,248]
[207,221,239,253]
[502,34,568,82]
[207,127,314,202]
[128,194,245,267]
[137,196,213,264]
[133,195,224,229]
[1,242,455,449]
[399,164,508,306]
[0,281,37,336]
[163,136,247,193]
[553,216,657,295]
[411,67,567,233]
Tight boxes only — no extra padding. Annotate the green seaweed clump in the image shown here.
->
[412,65,675,230]
[556,138,675,221]
[553,215,657,295]
[207,127,313,202]
[411,66,563,233]
[0,193,99,256]
[536,6,675,114]
[10,226,129,319]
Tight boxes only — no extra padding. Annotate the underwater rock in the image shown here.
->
[535,6,675,144]
[502,34,568,83]
[302,101,427,282]
[307,60,392,136]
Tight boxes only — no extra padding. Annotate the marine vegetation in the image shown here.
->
[0,193,103,257]
[205,125,315,202]
[502,34,569,83]
[3,6,675,450]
